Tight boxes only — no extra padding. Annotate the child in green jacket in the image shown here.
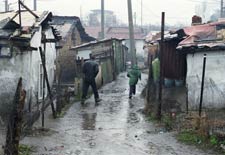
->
[127,65,141,99]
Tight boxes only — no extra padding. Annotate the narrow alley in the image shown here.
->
[20,73,216,155]
[1,1,225,155]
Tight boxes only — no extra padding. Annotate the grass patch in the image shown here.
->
[161,114,173,131]
[210,135,219,146]
[177,130,207,145]
[57,101,73,118]
[177,130,225,154]
[147,113,158,123]
[19,144,34,155]
[147,113,174,131]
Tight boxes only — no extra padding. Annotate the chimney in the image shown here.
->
[192,15,202,26]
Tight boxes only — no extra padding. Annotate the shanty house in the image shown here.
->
[177,21,225,109]
[144,31,187,113]
[85,26,146,66]
[106,27,146,61]
[0,11,59,119]
[51,16,95,84]
[71,38,127,87]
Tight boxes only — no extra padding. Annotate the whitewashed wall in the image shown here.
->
[0,26,56,117]
[42,27,56,98]
[0,47,31,116]
[29,26,56,101]
[186,51,225,109]
[135,40,145,57]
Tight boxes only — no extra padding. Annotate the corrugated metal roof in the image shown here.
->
[52,16,95,43]
[52,16,78,39]
[84,26,146,40]
[177,20,225,50]
[106,27,146,40]
[71,38,124,50]
[0,11,54,47]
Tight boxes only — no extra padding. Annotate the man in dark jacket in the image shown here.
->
[81,54,101,104]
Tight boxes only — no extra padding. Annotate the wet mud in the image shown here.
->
[20,73,218,155]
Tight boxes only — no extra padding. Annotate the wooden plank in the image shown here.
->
[4,78,26,155]
[19,1,39,18]
[42,39,58,43]
[39,47,56,118]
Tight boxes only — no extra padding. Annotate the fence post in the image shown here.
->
[147,55,153,102]
[186,84,189,114]
[199,54,207,117]
[157,12,165,120]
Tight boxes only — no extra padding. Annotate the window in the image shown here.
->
[0,46,12,58]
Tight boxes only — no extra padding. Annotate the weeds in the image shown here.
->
[19,144,34,155]
[177,130,225,154]
[57,102,72,118]
[147,113,158,123]
[161,114,173,131]
[210,135,218,146]
[177,130,207,145]
[147,113,174,131]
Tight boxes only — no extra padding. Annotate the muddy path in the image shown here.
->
[20,73,217,155]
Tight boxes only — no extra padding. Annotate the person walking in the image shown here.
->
[81,54,101,104]
[127,65,141,99]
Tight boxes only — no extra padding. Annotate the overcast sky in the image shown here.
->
[0,0,220,25]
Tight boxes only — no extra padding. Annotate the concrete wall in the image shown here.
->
[186,51,225,109]
[0,26,56,118]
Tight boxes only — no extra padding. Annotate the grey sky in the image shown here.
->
[0,0,220,25]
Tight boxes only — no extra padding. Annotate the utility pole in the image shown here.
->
[221,0,224,18]
[34,0,37,11]
[101,0,105,39]
[127,0,136,65]
[141,0,143,28]
[157,12,165,120]
[134,12,137,27]
[4,0,8,12]
[18,0,22,27]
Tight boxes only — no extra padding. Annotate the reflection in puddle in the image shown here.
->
[127,112,140,124]
[81,113,97,130]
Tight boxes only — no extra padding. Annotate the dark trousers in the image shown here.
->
[82,78,99,100]
[129,85,136,97]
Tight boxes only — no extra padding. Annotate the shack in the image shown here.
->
[177,21,225,109]
[51,16,95,84]
[145,31,187,114]
[71,38,127,88]
[0,11,59,120]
